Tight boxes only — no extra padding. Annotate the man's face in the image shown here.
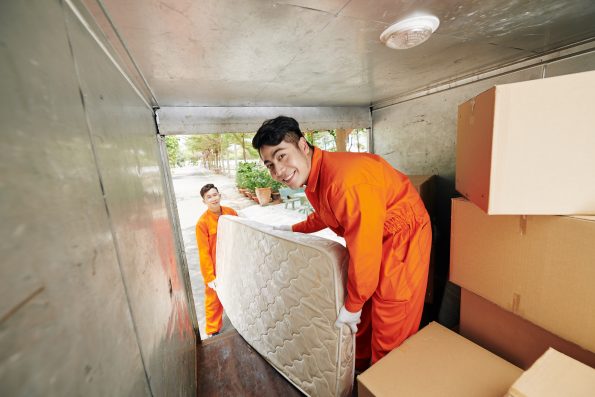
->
[202,188,221,211]
[260,137,311,189]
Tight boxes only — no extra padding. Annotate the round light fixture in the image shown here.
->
[380,15,440,50]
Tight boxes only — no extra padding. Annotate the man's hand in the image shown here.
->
[207,279,217,292]
[334,305,362,333]
[273,225,292,231]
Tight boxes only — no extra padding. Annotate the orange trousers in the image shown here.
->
[355,218,432,368]
[204,285,223,335]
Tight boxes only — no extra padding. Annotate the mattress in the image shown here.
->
[216,216,354,397]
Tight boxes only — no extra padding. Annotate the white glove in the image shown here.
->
[273,224,292,231]
[334,305,362,333]
[207,279,217,291]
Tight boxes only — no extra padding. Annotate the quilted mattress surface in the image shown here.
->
[216,216,354,397]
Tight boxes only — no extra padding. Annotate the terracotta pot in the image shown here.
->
[255,187,272,206]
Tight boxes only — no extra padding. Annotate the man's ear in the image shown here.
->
[299,137,309,154]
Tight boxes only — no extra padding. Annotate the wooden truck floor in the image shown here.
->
[196,329,303,396]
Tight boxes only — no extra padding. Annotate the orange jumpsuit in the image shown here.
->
[292,148,431,366]
[195,206,238,335]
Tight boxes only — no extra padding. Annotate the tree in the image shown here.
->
[228,133,247,161]
[184,132,261,172]
[165,136,180,166]
[333,128,351,152]
[304,130,315,147]
[186,134,222,169]
[313,130,336,151]
[348,128,369,152]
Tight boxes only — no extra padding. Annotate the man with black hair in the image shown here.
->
[253,116,431,369]
[195,183,237,337]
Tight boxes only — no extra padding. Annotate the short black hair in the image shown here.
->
[200,183,218,198]
[252,116,314,150]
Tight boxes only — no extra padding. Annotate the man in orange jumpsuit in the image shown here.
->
[253,116,431,368]
[195,183,238,336]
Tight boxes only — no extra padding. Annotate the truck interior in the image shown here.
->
[2,0,594,396]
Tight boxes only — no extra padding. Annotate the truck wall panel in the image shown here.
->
[0,1,196,395]
[64,3,196,395]
[0,1,149,395]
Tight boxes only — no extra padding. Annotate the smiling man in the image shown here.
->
[195,183,238,337]
[253,116,432,369]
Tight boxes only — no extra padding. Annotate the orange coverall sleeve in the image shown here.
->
[332,183,385,313]
[292,211,327,233]
[196,220,216,284]
[227,208,238,216]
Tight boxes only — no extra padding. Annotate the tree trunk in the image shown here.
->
[334,128,351,152]
[234,143,239,175]
[241,133,247,161]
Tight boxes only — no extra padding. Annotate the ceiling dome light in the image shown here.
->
[380,15,440,50]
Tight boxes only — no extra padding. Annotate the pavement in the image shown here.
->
[171,166,344,339]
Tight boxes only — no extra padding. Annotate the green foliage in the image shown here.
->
[271,180,283,192]
[165,136,181,166]
[185,132,259,168]
[227,132,258,160]
[235,162,282,192]
[235,162,258,190]
[304,131,315,147]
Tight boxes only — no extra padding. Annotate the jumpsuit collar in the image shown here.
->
[305,147,323,193]
[207,207,223,219]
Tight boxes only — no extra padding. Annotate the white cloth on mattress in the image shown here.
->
[216,216,354,397]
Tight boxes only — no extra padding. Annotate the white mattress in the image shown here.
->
[216,216,354,397]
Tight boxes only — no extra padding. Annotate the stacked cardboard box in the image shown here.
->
[455,70,595,215]
[451,198,595,367]
[358,322,522,397]
[451,71,595,379]
[460,288,595,370]
[506,348,595,397]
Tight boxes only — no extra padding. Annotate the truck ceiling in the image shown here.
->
[88,0,595,108]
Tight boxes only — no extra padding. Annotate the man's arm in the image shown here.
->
[332,183,385,312]
[195,220,216,284]
[292,211,327,233]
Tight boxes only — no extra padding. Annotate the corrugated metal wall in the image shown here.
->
[372,49,595,178]
[0,1,195,396]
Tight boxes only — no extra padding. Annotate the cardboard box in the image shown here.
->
[456,70,595,215]
[506,348,595,397]
[408,174,436,217]
[408,174,437,303]
[460,288,595,370]
[450,198,595,353]
[357,321,522,397]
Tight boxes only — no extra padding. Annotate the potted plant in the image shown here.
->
[270,179,282,202]
[236,162,258,197]
[237,162,283,206]
[253,168,273,206]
